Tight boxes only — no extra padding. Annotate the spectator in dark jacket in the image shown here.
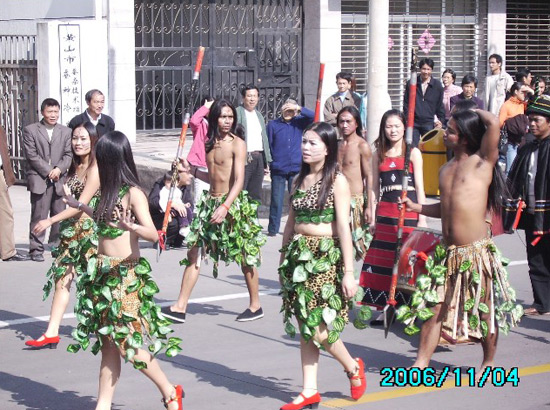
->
[449,74,484,113]
[68,89,115,136]
[403,58,445,147]
[148,161,194,249]
[266,99,314,236]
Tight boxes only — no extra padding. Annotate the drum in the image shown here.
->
[397,227,443,294]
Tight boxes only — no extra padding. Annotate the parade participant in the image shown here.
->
[399,109,522,377]
[278,122,366,410]
[336,106,374,259]
[359,110,426,324]
[23,98,73,262]
[187,97,214,204]
[64,131,183,410]
[162,99,266,324]
[507,96,550,316]
[25,122,100,349]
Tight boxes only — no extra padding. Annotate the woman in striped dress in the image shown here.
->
[359,110,426,324]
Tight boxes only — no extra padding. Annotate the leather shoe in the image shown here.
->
[3,252,30,262]
[30,253,45,262]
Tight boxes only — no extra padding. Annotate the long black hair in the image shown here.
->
[337,105,364,138]
[68,122,98,176]
[375,109,406,162]
[292,122,339,210]
[450,110,508,212]
[94,131,141,221]
[205,99,244,153]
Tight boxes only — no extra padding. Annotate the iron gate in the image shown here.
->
[0,35,38,182]
[135,0,303,131]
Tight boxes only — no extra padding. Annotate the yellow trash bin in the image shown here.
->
[419,129,446,196]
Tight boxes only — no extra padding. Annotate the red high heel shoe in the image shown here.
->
[280,392,321,410]
[347,358,366,400]
[25,334,60,349]
[161,384,184,410]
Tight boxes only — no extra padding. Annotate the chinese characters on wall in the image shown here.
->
[58,24,82,125]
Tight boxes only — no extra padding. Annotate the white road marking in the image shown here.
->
[0,289,280,329]
[0,259,529,329]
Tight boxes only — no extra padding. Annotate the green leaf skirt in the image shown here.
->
[42,216,98,301]
[350,193,372,261]
[70,255,181,369]
[396,237,523,342]
[279,234,354,344]
[181,191,267,278]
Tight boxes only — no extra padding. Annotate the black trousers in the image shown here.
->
[244,151,265,202]
[524,213,550,313]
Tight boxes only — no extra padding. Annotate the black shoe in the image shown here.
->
[160,306,186,323]
[236,307,264,322]
[30,254,45,262]
[2,252,31,262]
[267,232,277,237]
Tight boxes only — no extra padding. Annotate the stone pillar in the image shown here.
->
[302,0,341,117]
[366,0,391,144]
[37,20,108,126]
[107,0,136,142]
[487,0,507,71]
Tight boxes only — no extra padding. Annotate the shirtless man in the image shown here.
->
[337,106,374,260]
[401,109,522,377]
[162,99,266,323]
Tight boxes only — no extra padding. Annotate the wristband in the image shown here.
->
[221,203,230,212]
[77,202,82,210]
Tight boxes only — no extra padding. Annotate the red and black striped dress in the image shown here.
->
[359,156,419,309]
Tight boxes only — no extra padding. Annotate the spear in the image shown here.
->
[158,46,205,258]
[384,47,418,338]
[314,63,325,122]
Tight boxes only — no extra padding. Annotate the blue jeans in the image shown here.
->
[268,173,295,235]
[505,143,519,175]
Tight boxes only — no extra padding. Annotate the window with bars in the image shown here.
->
[506,1,550,84]
[341,0,487,110]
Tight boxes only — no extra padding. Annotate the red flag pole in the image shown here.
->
[158,46,205,255]
[384,47,418,338]
[314,63,325,122]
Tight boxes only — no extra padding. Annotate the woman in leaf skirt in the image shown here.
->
[359,110,426,323]
[64,131,183,410]
[278,122,370,410]
[25,122,100,349]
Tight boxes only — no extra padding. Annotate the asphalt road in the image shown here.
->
[1,186,549,410]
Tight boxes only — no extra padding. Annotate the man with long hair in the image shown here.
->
[401,109,522,378]
[162,99,266,323]
[337,106,374,260]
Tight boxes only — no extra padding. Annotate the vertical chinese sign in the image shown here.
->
[58,24,82,125]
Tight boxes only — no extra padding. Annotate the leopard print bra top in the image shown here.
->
[291,174,338,224]
[66,174,86,200]
[94,185,134,238]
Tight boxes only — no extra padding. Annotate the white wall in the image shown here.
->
[37,20,109,125]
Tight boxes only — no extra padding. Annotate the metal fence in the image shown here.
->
[0,35,38,182]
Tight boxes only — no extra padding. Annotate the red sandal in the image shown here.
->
[161,385,184,410]
[280,392,321,410]
[346,358,366,400]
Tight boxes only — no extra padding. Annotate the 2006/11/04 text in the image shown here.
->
[380,366,519,387]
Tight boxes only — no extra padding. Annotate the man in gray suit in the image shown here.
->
[23,98,72,262]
